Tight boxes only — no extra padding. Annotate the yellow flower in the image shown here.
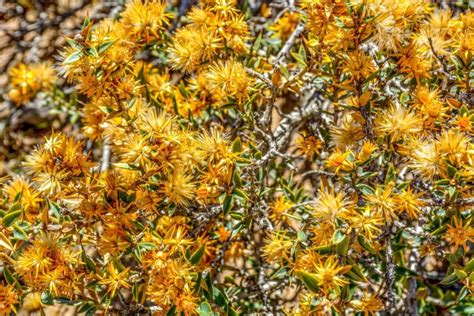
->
[406,138,440,180]
[313,188,352,224]
[413,86,447,127]
[21,292,42,312]
[394,188,425,219]
[350,292,384,315]
[342,50,376,82]
[168,28,219,72]
[197,127,237,165]
[262,231,293,265]
[292,249,323,273]
[161,171,196,206]
[269,195,295,225]
[99,263,130,298]
[436,130,470,166]
[7,62,56,105]
[364,183,397,222]
[330,113,365,149]
[24,133,95,196]
[313,256,350,294]
[204,59,252,105]
[15,234,76,296]
[120,133,152,167]
[0,284,19,315]
[357,141,377,162]
[454,114,473,132]
[121,0,173,43]
[310,221,335,247]
[168,1,248,72]
[398,45,431,81]
[145,259,198,315]
[325,148,354,174]
[163,225,193,255]
[444,217,474,253]
[269,12,300,41]
[376,105,423,142]
[136,189,162,212]
[3,177,42,219]
[294,133,324,160]
[345,207,383,242]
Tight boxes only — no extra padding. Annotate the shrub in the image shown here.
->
[0,0,473,315]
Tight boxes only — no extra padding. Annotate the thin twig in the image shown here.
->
[384,224,396,312]
[274,22,305,63]
[100,140,110,172]
[245,67,273,88]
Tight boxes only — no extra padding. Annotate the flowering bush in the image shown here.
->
[0,0,473,315]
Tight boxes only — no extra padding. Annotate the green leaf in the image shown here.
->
[199,302,212,316]
[447,186,458,201]
[297,271,319,292]
[346,258,367,282]
[314,244,333,255]
[12,224,28,240]
[82,17,91,28]
[77,302,96,315]
[166,305,177,316]
[232,137,242,153]
[3,266,16,285]
[3,209,22,227]
[9,202,21,212]
[223,195,233,215]
[290,52,307,68]
[232,171,242,188]
[233,188,249,201]
[385,163,396,184]
[460,105,469,116]
[97,41,115,55]
[113,163,140,171]
[356,183,374,195]
[297,231,307,242]
[450,303,474,314]
[82,252,97,272]
[334,16,345,28]
[280,64,290,79]
[138,242,156,251]
[454,269,468,280]
[336,235,350,256]
[190,245,206,265]
[396,181,410,191]
[431,224,447,236]
[357,235,377,254]
[346,267,367,283]
[63,50,82,65]
[229,211,243,220]
[332,229,345,244]
[440,273,459,285]
[252,32,263,52]
[204,272,213,295]
[434,179,450,187]
[41,291,54,305]
[88,47,99,58]
[358,170,378,179]
[395,266,417,277]
[464,259,474,273]
[13,191,22,203]
[392,242,407,253]
[447,164,458,178]
[47,199,61,218]
[132,282,145,304]
[226,306,239,316]
[213,287,228,308]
